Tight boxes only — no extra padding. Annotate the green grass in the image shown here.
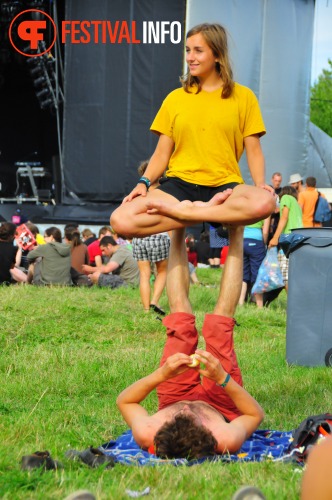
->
[0,271,331,499]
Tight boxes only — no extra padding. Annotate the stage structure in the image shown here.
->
[62,0,186,204]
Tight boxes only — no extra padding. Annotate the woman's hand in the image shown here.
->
[122,183,148,204]
[268,236,278,248]
[257,183,277,197]
[194,349,227,384]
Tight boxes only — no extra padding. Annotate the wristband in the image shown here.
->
[216,373,231,388]
[137,176,151,190]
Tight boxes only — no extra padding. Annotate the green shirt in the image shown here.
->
[280,195,303,234]
[110,246,139,286]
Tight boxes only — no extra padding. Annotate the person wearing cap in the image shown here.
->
[288,173,304,194]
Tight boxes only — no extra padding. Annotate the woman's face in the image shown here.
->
[185,32,217,80]
[44,234,54,243]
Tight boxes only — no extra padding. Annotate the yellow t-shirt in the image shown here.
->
[150,83,266,186]
[36,234,46,245]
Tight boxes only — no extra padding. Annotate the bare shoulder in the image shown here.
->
[213,419,242,454]
[131,414,163,449]
[215,415,258,454]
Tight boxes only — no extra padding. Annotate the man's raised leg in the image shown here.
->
[213,225,243,317]
[201,226,244,420]
[157,228,199,409]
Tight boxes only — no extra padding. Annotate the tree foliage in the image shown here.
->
[310,59,332,137]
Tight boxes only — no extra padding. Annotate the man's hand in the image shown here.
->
[122,183,148,204]
[82,264,94,274]
[194,349,227,385]
[160,353,193,380]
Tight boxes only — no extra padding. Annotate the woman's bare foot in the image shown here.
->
[192,189,233,207]
[146,189,233,220]
[146,199,193,219]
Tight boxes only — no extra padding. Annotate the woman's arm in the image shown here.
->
[244,135,274,195]
[27,245,44,261]
[15,248,22,267]
[244,135,265,185]
[262,216,271,245]
[268,206,289,247]
[122,134,174,203]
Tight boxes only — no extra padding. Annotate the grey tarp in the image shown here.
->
[187,0,316,185]
[308,121,332,186]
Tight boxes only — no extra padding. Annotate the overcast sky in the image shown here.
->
[311,0,332,83]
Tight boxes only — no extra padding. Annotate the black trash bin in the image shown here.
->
[286,228,332,367]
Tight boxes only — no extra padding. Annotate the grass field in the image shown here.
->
[0,268,331,499]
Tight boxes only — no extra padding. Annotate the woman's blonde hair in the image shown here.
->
[181,23,234,99]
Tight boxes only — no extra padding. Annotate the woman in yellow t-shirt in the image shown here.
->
[111,23,275,238]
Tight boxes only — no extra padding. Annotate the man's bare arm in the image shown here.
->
[116,369,165,427]
[82,260,119,275]
[195,349,264,452]
[116,353,192,427]
[217,378,265,453]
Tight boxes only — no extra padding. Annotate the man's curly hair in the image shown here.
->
[154,414,217,459]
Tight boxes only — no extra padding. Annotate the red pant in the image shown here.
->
[157,312,243,422]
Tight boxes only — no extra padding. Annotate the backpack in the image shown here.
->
[288,413,332,463]
[314,193,331,223]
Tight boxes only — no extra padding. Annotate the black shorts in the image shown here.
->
[157,177,239,227]
[157,177,239,203]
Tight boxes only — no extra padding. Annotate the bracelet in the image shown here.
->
[137,176,151,190]
[216,373,231,388]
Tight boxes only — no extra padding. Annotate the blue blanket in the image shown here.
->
[101,429,295,466]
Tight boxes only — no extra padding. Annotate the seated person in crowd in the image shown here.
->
[81,228,97,247]
[0,222,21,285]
[185,233,198,267]
[209,224,228,269]
[116,226,264,458]
[82,236,139,289]
[87,226,113,267]
[19,222,45,271]
[111,228,132,249]
[27,226,72,285]
[64,227,90,286]
[195,230,211,266]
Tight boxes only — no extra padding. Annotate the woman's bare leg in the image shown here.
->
[137,260,151,311]
[151,259,168,308]
[110,189,234,238]
[147,185,276,226]
[238,281,248,305]
[111,190,183,238]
